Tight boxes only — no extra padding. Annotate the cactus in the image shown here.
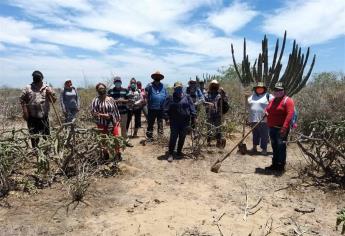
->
[231,31,316,96]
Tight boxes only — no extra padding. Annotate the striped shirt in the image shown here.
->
[91,96,120,126]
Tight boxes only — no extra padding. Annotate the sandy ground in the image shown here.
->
[0,126,344,236]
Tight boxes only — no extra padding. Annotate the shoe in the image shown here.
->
[276,165,285,172]
[115,153,122,162]
[176,152,185,159]
[265,164,277,171]
[126,141,134,147]
[167,155,173,162]
[261,149,268,156]
[250,147,258,153]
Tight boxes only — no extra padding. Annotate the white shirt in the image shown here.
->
[247,92,274,123]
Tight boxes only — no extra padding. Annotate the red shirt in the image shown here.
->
[266,96,294,129]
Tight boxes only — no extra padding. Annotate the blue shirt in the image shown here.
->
[145,82,168,110]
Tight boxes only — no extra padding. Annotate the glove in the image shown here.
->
[280,127,288,138]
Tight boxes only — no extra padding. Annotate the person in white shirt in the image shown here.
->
[247,82,273,155]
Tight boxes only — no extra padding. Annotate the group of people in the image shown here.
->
[20,70,294,173]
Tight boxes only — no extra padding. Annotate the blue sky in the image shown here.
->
[0,0,344,88]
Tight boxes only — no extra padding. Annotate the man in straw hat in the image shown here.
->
[163,82,196,162]
[204,79,229,148]
[247,81,273,155]
[145,71,168,141]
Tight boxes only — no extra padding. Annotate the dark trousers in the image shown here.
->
[269,127,289,167]
[27,116,50,148]
[251,122,269,150]
[126,109,141,130]
[207,116,222,141]
[64,108,78,123]
[169,123,188,154]
[146,109,163,139]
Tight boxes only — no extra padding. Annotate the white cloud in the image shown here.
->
[208,2,258,34]
[0,16,117,52]
[263,0,345,45]
[0,17,33,45]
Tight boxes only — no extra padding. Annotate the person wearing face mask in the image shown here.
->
[107,76,133,147]
[163,82,196,162]
[126,78,144,137]
[145,71,168,142]
[60,80,80,123]
[204,80,230,148]
[186,78,205,105]
[265,82,295,172]
[20,70,56,148]
[91,83,122,160]
[247,82,273,155]
[136,81,148,122]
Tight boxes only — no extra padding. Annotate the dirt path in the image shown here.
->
[0,128,343,235]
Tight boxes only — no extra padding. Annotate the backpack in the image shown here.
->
[283,96,298,129]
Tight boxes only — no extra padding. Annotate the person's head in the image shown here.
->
[151,71,164,83]
[273,82,285,98]
[209,80,219,92]
[136,81,142,90]
[173,82,183,97]
[189,78,197,90]
[199,80,205,90]
[96,83,107,96]
[64,80,72,88]
[113,76,122,89]
[253,82,267,95]
[32,70,44,84]
[130,78,137,90]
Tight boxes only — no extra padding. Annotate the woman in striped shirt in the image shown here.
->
[91,83,121,159]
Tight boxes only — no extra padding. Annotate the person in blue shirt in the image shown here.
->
[186,77,205,130]
[164,82,196,162]
[145,71,168,141]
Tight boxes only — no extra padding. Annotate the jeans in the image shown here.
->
[126,109,141,130]
[269,127,289,167]
[168,123,188,154]
[64,108,78,123]
[146,109,163,139]
[251,122,269,150]
[27,116,50,148]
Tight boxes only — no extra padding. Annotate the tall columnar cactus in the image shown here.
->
[231,31,316,96]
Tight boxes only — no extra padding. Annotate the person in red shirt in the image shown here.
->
[265,82,294,172]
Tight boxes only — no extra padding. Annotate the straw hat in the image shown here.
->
[151,71,164,80]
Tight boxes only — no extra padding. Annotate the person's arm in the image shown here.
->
[189,96,197,119]
[46,86,57,103]
[19,87,29,121]
[282,97,294,130]
[60,90,66,113]
[163,96,171,120]
[111,97,121,123]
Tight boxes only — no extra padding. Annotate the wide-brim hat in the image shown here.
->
[151,71,164,80]
[274,82,284,90]
[174,81,183,88]
[32,70,43,79]
[253,81,266,88]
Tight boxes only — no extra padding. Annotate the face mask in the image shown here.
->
[114,82,122,88]
[33,76,43,84]
[98,89,106,96]
[255,88,265,94]
[137,84,142,89]
[130,84,136,90]
[273,90,285,98]
[154,78,160,82]
[174,87,183,96]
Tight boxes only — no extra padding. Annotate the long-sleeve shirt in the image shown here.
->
[127,89,144,110]
[186,87,205,105]
[247,92,273,123]
[205,92,229,119]
[266,96,294,129]
[163,94,196,126]
[60,87,80,112]
[91,96,120,126]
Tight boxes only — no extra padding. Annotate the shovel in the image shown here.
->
[211,114,266,173]
[48,93,62,126]
[238,94,249,154]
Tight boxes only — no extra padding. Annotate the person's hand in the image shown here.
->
[219,87,226,97]
[264,111,269,117]
[101,114,111,120]
[280,127,288,138]
[46,87,53,95]
[165,119,170,126]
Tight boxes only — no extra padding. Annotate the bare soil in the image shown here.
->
[0,127,343,236]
